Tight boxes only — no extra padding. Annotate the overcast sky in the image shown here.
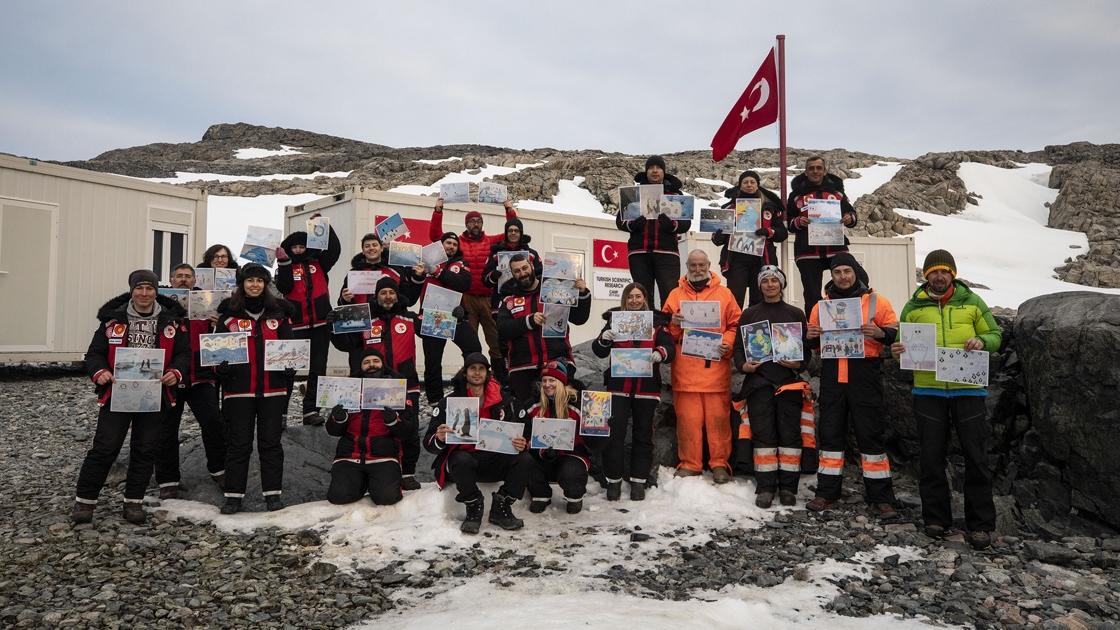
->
[2,1,1116,162]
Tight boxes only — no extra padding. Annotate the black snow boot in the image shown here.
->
[265,496,284,512]
[566,499,583,514]
[630,481,646,501]
[461,495,485,534]
[606,481,622,501]
[488,492,524,530]
[220,498,242,515]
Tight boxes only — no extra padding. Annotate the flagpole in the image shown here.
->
[777,34,788,204]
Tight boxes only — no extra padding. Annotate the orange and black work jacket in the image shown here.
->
[86,293,190,408]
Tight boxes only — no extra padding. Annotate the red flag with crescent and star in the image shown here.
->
[710,47,779,162]
[593,239,628,269]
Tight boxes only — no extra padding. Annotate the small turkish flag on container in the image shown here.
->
[593,239,629,269]
[710,47,779,162]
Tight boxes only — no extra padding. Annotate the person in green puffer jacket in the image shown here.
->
[892,249,1002,550]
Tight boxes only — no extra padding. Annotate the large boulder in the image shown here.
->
[1014,292,1120,529]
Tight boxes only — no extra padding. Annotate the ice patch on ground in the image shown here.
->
[161,467,802,573]
[895,162,1120,308]
[233,145,304,159]
[360,545,938,630]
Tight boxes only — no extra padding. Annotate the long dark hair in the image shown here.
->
[198,244,240,269]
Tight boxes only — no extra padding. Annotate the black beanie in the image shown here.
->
[738,170,762,186]
[440,231,460,245]
[505,217,524,235]
[829,253,860,272]
[361,347,385,362]
[375,275,399,295]
[128,269,159,291]
[463,352,490,369]
[240,263,272,285]
[922,249,957,278]
[645,155,667,172]
[282,231,307,249]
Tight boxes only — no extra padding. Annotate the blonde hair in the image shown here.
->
[538,377,575,417]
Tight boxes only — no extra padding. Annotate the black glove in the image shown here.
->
[325,309,341,323]
[214,360,232,385]
[631,215,647,228]
[754,227,770,237]
[329,404,347,423]
[452,305,466,320]
[283,367,296,379]
[713,228,724,238]
[543,447,558,460]
[658,214,675,230]
[383,409,398,424]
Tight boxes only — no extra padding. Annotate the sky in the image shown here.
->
[1,1,1117,161]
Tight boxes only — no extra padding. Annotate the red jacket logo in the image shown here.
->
[266,319,279,330]
[237,319,253,331]
[449,263,462,273]
[394,322,408,334]
[108,323,126,338]
[309,264,318,274]
[514,297,526,307]
[371,325,383,337]
[163,325,176,339]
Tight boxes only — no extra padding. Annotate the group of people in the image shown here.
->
[70,155,1002,549]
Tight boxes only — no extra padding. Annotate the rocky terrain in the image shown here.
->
[2,373,1119,629]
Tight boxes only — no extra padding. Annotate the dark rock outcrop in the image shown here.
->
[1048,161,1120,288]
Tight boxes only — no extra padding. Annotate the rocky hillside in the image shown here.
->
[57,123,1119,287]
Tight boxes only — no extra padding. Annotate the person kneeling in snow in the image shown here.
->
[423,353,534,534]
[525,362,605,515]
[325,349,418,506]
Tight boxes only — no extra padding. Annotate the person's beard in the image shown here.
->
[517,275,534,289]
[362,368,383,378]
[468,226,482,237]
[379,298,396,310]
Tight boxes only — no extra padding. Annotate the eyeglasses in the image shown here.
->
[212,254,230,260]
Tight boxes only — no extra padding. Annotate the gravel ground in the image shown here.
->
[1,375,1118,629]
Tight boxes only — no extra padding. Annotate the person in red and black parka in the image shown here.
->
[411,231,481,404]
[482,217,541,382]
[497,254,592,403]
[524,362,606,515]
[324,348,418,506]
[337,232,414,308]
[275,214,341,426]
[424,353,534,534]
[615,155,690,308]
[711,170,789,307]
[591,282,675,502]
[212,264,295,515]
[331,276,424,490]
[153,263,227,500]
[429,196,519,372]
[785,155,858,316]
[72,269,190,525]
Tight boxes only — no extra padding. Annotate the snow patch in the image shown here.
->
[143,171,351,184]
[844,162,903,202]
[387,162,546,196]
[517,176,607,219]
[694,177,733,188]
[413,157,463,165]
[233,145,304,159]
[895,162,1120,308]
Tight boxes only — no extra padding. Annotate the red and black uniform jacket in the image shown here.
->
[711,186,788,268]
[423,377,517,488]
[525,398,601,469]
[785,172,857,261]
[429,205,518,297]
[482,237,542,311]
[496,279,592,373]
[276,226,341,330]
[85,293,190,408]
[331,302,421,394]
[213,299,294,400]
[337,252,407,307]
[615,172,690,256]
[185,316,215,386]
[591,308,675,399]
[326,370,418,464]
[414,253,471,313]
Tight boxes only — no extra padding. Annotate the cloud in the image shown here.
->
[1,1,1117,161]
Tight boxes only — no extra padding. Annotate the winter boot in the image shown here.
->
[755,491,775,509]
[606,481,622,501]
[302,411,325,426]
[779,490,797,506]
[122,502,146,525]
[566,498,583,514]
[159,485,180,500]
[806,496,834,512]
[265,496,285,512]
[461,496,485,534]
[923,524,947,539]
[529,498,551,514]
[71,502,94,524]
[220,498,242,515]
[488,492,524,530]
[873,502,899,522]
[968,531,992,550]
[629,481,646,501]
[712,467,731,484]
[674,468,701,478]
[400,475,422,491]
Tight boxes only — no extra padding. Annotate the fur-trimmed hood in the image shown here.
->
[789,172,846,196]
[96,292,185,324]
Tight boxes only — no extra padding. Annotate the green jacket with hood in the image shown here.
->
[898,280,1002,392]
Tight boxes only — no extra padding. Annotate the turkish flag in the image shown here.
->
[375,215,432,245]
[593,239,629,269]
[710,47,779,162]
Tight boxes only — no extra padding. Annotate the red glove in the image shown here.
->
[275,246,289,262]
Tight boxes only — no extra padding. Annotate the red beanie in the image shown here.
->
[541,361,569,385]
[465,210,483,223]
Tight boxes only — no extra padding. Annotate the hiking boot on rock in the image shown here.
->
[488,492,524,530]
